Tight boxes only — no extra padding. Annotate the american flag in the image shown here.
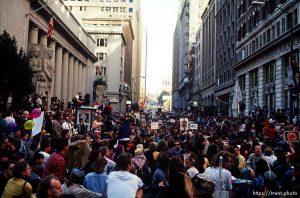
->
[47,17,54,39]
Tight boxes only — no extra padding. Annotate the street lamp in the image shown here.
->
[131,76,146,105]
[252,0,295,122]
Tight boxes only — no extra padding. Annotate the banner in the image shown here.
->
[32,112,44,136]
[232,79,243,116]
[151,122,159,130]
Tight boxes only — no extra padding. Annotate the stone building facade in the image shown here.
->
[234,0,300,116]
[215,0,237,115]
[0,0,97,105]
[200,0,215,107]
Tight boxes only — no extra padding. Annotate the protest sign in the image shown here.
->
[180,118,188,131]
[284,131,300,142]
[151,122,159,130]
[189,124,198,130]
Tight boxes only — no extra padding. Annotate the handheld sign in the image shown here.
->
[189,124,198,130]
[284,131,300,142]
[151,122,159,130]
[180,118,188,131]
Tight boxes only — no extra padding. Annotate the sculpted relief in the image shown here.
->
[28,44,54,95]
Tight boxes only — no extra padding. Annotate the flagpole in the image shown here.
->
[25,0,57,17]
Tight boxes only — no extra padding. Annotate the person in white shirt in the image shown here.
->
[107,153,143,198]
[184,153,200,179]
[62,116,73,132]
[39,138,51,167]
[264,147,277,166]
[204,151,233,191]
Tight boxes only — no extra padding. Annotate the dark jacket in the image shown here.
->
[118,124,131,139]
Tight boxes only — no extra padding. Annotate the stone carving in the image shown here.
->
[28,45,54,95]
[28,44,42,89]
[36,72,47,96]
[42,47,54,89]
[95,85,107,104]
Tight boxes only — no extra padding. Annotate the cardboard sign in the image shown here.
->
[284,131,300,142]
[189,124,198,130]
[151,122,159,130]
[180,118,188,130]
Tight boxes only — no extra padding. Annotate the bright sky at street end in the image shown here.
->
[141,0,179,95]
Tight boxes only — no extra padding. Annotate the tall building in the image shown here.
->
[191,0,209,107]
[234,0,300,116]
[63,0,141,111]
[172,20,181,110]
[200,0,216,108]
[172,0,205,111]
[0,0,97,104]
[215,0,237,115]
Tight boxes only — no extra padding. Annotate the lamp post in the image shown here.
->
[252,0,295,122]
[131,76,146,106]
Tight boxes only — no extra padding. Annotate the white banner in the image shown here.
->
[32,112,44,136]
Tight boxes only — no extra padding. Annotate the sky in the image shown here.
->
[140,0,179,95]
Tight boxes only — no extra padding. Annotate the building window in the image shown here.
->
[69,6,72,11]
[276,21,281,37]
[97,38,107,47]
[129,0,133,2]
[102,67,107,76]
[282,18,286,33]
[96,53,107,61]
[266,29,270,43]
[129,8,133,13]
[293,8,298,26]
[265,62,275,83]
[80,6,82,11]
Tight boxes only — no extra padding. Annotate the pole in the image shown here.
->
[144,28,148,110]
[289,11,294,123]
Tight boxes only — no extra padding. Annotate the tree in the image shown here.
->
[0,30,34,111]
[157,90,170,105]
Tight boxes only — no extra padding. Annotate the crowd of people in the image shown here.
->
[0,97,300,198]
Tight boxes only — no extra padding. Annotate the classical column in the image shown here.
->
[258,66,265,108]
[82,65,87,94]
[73,59,79,96]
[29,25,38,44]
[68,56,74,100]
[78,62,83,94]
[39,33,47,47]
[54,46,63,98]
[48,41,56,106]
[61,50,69,101]
[245,72,251,114]
[275,58,285,110]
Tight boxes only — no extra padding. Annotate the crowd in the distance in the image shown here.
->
[0,97,300,198]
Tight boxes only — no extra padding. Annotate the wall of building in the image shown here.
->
[0,0,97,104]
